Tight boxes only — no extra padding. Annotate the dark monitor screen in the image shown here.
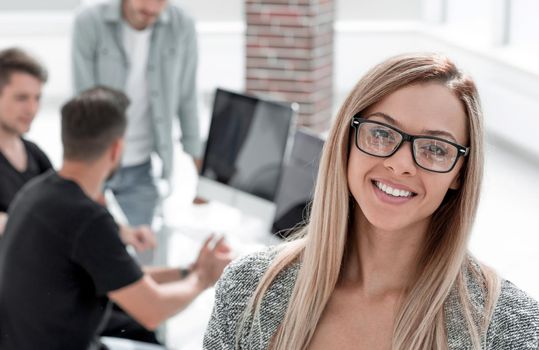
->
[200,88,295,202]
[272,129,325,237]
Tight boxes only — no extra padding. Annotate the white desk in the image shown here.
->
[159,198,281,350]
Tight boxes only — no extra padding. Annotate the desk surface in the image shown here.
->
[160,197,281,350]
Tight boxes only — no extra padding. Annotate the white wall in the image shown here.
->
[338,0,422,20]
[0,0,77,10]
[2,11,539,156]
[335,23,539,157]
[2,0,424,21]
[1,0,539,306]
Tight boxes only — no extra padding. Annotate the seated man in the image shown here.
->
[0,47,160,345]
[0,48,51,234]
[0,87,232,349]
[0,47,153,253]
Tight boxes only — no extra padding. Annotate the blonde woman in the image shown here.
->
[203,53,539,349]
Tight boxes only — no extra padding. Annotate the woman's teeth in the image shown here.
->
[375,181,413,197]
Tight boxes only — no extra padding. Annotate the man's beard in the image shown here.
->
[0,118,21,136]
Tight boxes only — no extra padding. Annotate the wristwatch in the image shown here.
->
[179,267,190,279]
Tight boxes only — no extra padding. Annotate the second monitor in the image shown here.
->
[272,129,325,237]
[198,88,297,222]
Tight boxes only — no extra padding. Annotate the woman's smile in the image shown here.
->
[371,179,417,205]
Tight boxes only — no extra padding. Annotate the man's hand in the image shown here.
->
[193,157,203,173]
[192,157,209,205]
[0,212,7,236]
[119,224,157,252]
[191,234,233,290]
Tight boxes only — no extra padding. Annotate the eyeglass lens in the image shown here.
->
[356,122,459,172]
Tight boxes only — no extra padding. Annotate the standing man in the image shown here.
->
[0,87,231,350]
[72,0,203,230]
[0,48,51,235]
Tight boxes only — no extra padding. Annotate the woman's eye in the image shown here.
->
[423,144,447,156]
[371,128,393,140]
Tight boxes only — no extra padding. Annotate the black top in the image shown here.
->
[0,172,143,349]
[0,139,53,212]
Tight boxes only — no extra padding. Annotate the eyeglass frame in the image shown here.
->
[350,115,470,173]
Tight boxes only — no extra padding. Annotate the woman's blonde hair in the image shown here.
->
[238,53,500,350]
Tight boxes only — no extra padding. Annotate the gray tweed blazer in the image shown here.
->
[204,249,539,349]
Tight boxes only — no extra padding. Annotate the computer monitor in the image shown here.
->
[197,88,297,224]
[271,129,325,238]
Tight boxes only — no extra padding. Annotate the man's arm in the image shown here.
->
[143,266,190,284]
[71,9,98,93]
[96,192,157,252]
[108,235,232,330]
[119,224,156,252]
[108,273,204,330]
[176,16,203,160]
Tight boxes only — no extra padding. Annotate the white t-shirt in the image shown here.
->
[121,22,154,167]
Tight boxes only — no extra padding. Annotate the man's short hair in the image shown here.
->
[0,48,48,92]
[61,86,129,162]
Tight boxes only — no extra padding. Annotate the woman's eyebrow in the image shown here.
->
[420,129,457,142]
[365,112,458,142]
[365,112,401,127]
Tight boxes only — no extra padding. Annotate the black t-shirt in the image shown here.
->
[0,172,143,349]
[0,139,53,212]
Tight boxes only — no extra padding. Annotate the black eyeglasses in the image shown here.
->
[350,116,469,173]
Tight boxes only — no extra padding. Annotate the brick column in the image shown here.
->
[245,0,334,130]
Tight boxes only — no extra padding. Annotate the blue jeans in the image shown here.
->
[106,160,159,265]
[106,160,158,226]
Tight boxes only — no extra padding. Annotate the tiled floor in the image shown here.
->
[28,104,539,349]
